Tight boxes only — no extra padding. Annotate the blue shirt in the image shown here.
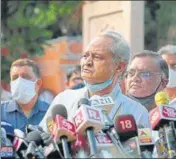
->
[1,100,49,133]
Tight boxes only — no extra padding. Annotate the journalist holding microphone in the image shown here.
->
[40,30,150,131]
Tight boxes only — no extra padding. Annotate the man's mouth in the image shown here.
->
[82,68,92,73]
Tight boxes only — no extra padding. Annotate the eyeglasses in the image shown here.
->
[125,70,162,79]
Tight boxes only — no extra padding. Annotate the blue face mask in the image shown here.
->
[84,77,113,92]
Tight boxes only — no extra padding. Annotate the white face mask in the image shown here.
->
[10,77,37,104]
[167,68,176,88]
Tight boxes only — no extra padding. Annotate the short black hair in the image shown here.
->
[66,65,81,81]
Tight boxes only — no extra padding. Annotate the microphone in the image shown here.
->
[150,91,176,157]
[26,124,44,134]
[73,98,104,157]
[46,116,54,134]
[138,127,154,158]
[51,104,76,158]
[89,95,131,157]
[0,127,15,158]
[121,136,141,158]
[95,132,125,158]
[71,135,89,158]
[90,95,114,114]
[14,129,25,139]
[115,115,138,142]
[25,131,45,159]
[1,121,15,143]
[150,91,176,130]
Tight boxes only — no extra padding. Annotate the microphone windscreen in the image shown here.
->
[154,91,169,105]
[14,129,25,138]
[1,121,14,142]
[78,98,90,108]
[51,104,68,119]
[25,131,44,146]
[114,115,138,141]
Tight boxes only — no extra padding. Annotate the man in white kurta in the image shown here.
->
[40,30,150,133]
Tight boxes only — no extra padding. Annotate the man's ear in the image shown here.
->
[116,61,127,74]
[65,81,69,87]
[161,78,168,88]
[36,79,42,93]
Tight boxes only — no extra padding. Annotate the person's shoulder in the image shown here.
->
[120,94,148,112]
[54,87,87,100]
[1,100,15,107]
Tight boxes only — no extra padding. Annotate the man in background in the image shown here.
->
[65,65,84,89]
[1,58,49,133]
[157,45,176,105]
[125,50,168,111]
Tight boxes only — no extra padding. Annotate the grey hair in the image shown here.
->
[99,30,131,64]
[130,50,169,79]
[157,45,176,55]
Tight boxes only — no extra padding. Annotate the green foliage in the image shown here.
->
[1,1,82,82]
[144,1,176,51]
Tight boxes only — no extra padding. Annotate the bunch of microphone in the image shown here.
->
[149,91,176,158]
[2,93,175,159]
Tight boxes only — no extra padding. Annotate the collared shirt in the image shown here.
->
[1,99,49,133]
[40,83,150,132]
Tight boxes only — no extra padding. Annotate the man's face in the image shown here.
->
[80,36,117,84]
[67,72,83,89]
[161,54,176,71]
[126,56,163,97]
[10,65,41,94]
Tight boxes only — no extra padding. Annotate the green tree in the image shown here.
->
[1,1,83,82]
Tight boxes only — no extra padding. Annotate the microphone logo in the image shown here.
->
[74,110,84,128]
[150,111,160,125]
[95,134,112,144]
[87,107,101,121]
[162,106,176,118]
[62,119,74,130]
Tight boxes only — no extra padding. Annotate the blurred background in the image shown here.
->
[1,1,176,99]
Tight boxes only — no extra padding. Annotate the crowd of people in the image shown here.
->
[1,30,176,158]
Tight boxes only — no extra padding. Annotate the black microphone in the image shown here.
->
[51,104,68,119]
[25,131,45,159]
[114,115,138,142]
[26,124,44,134]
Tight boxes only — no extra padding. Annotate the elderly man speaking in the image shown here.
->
[40,30,150,131]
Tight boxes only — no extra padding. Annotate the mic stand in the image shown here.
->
[61,136,71,158]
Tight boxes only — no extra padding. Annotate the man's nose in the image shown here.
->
[85,56,93,66]
[131,72,141,82]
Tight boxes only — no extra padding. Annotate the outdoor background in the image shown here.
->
[1,0,176,94]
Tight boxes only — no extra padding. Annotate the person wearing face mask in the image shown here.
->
[1,58,49,133]
[40,30,150,132]
[125,50,169,112]
[157,45,176,108]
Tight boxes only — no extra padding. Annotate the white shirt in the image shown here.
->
[40,83,150,132]
[169,97,176,108]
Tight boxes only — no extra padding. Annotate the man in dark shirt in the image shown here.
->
[1,58,49,133]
